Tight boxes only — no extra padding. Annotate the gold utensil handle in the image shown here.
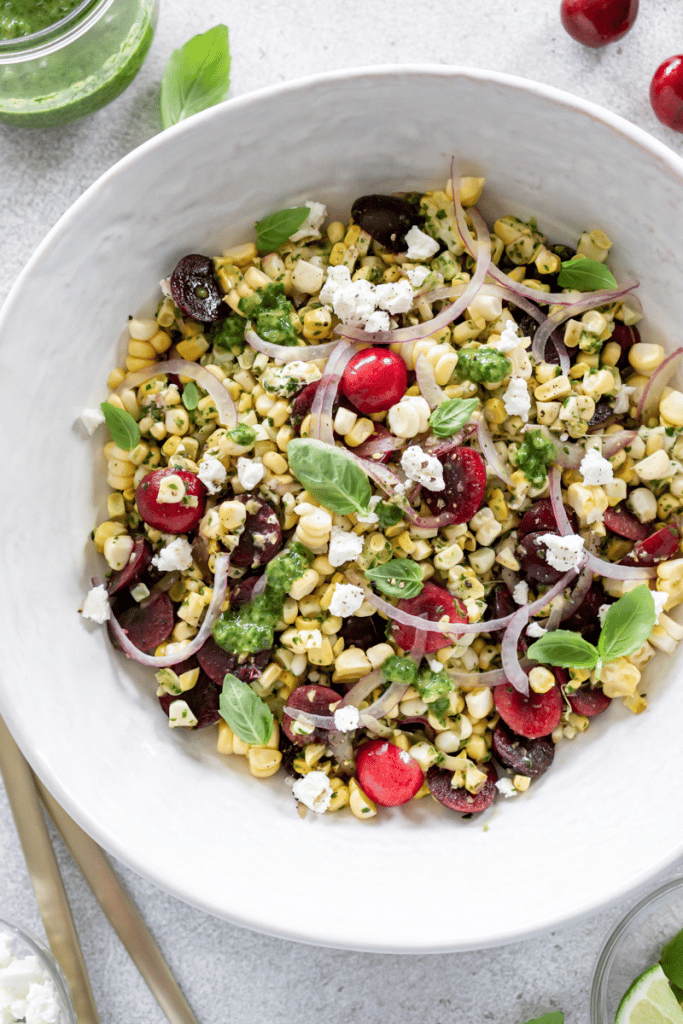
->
[35,778,200,1024]
[0,714,99,1024]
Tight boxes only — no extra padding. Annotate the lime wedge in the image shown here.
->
[616,964,683,1024]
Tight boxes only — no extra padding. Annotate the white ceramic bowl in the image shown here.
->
[2,66,683,953]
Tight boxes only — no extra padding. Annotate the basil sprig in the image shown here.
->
[527,585,656,681]
[287,438,372,516]
[557,257,617,292]
[219,673,274,746]
[255,207,310,253]
[160,24,231,129]
[100,401,140,451]
[365,558,424,599]
[428,397,478,438]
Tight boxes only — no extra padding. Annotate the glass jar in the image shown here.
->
[0,0,159,127]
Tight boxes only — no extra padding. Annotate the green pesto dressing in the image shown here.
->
[381,654,419,686]
[0,0,81,39]
[456,347,512,385]
[515,428,557,488]
[212,543,313,656]
[238,282,298,347]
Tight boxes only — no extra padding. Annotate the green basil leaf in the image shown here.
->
[219,673,274,746]
[365,558,424,599]
[181,381,199,411]
[661,925,683,989]
[100,402,140,451]
[598,584,656,663]
[527,630,598,669]
[160,24,231,129]
[521,1014,564,1024]
[256,207,310,253]
[287,438,372,515]
[557,257,617,292]
[428,398,479,438]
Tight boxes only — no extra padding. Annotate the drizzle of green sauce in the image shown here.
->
[515,428,557,487]
[381,654,419,686]
[238,282,298,347]
[456,347,512,385]
[212,542,313,655]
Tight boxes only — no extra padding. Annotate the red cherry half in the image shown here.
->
[340,348,407,414]
[391,581,467,654]
[136,468,207,533]
[560,0,638,47]
[356,740,424,806]
[651,56,683,133]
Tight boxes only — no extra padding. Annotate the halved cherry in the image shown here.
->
[106,536,152,595]
[136,468,207,533]
[426,762,498,814]
[391,581,467,654]
[492,721,555,778]
[282,684,341,746]
[356,740,424,806]
[518,498,578,538]
[493,681,563,739]
[350,194,418,252]
[170,254,224,322]
[603,504,652,541]
[566,685,612,717]
[620,522,681,567]
[424,447,486,524]
[341,348,408,414]
[515,531,566,585]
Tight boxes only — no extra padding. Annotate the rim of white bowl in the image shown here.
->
[3,64,683,952]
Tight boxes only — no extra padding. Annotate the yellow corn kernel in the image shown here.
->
[529,666,555,694]
[221,242,257,266]
[216,719,235,755]
[175,337,209,362]
[484,397,507,425]
[247,747,282,779]
[93,520,125,551]
[348,778,377,819]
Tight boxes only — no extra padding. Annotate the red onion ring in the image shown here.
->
[549,465,573,536]
[339,669,384,709]
[581,551,657,580]
[477,413,512,485]
[560,563,595,622]
[310,339,356,444]
[415,353,446,409]
[501,606,532,695]
[637,346,683,422]
[120,359,237,428]
[245,326,340,364]
[108,553,230,667]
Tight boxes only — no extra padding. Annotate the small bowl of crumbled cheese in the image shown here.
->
[0,919,76,1024]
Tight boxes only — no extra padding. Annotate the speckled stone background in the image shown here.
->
[2,3,683,1022]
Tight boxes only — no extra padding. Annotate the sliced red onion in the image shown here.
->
[560,563,595,622]
[245,326,340,363]
[310,339,356,444]
[549,465,573,536]
[358,713,395,738]
[250,573,268,600]
[140,570,181,608]
[637,346,683,422]
[501,606,531,695]
[108,553,230,667]
[328,730,355,770]
[477,413,512,485]
[283,706,335,730]
[351,423,407,462]
[339,669,384,708]
[415,353,446,409]
[543,429,635,471]
[582,551,657,580]
[545,600,564,632]
[120,359,237,428]
[363,680,410,719]
[601,430,637,459]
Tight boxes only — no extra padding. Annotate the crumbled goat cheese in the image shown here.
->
[406,265,431,288]
[152,537,194,572]
[289,200,327,242]
[262,360,322,396]
[586,508,605,525]
[355,495,382,524]
[329,582,365,617]
[539,533,586,572]
[0,931,62,1024]
[297,629,322,650]
[427,657,444,673]
[612,385,637,415]
[653,589,667,623]
[502,376,530,421]
[198,456,227,495]
[493,320,521,354]
[526,621,547,638]
[237,457,265,491]
[374,278,414,314]
[320,266,413,327]
[292,770,333,813]
[159,277,172,297]
[167,699,198,728]
[400,446,445,491]
[79,407,105,434]
[327,527,364,567]
[404,225,440,260]
[495,778,518,799]
[512,581,529,605]
[580,446,614,486]
[81,584,110,624]
[333,705,360,732]
[364,309,391,333]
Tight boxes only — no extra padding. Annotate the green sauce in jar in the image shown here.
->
[0,1,82,39]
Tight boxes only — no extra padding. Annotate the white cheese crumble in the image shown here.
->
[0,931,62,1024]
[400,445,445,491]
[168,699,198,728]
[319,265,413,327]
[512,581,529,605]
[237,457,265,491]
[333,705,360,732]
[292,770,333,813]
[328,582,365,617]
[580,447,614,486]
[404,225,440,260]
[198,456,227,495]
[495,778,518,799]
[502,376,530,421]
[364,309,391,333]
[374,279,414,314]
[151,537,194,572]
[405,265,431,288]
[79,407,105,434]
[538,533,586,572]
[427,656,444,673]
[493,320,521,354]
[526,621,547,638]
[652,589,667,623]
[81,584,110,624]
[327,527,364,567]
[289,200,327,242]
[612,385,636,415]
[262,360,322,397]
[355,495,382,524]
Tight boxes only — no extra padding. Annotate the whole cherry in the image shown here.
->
[560,0,638,48]
[650,56,683,132]
[340,347,407,414]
